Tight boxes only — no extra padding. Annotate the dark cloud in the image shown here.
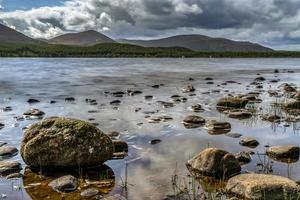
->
[142,0,174,15]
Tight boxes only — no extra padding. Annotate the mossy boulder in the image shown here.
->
[21,117,114,169]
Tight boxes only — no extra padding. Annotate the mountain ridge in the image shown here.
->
[0,23,273,52]
[119,34,273,52]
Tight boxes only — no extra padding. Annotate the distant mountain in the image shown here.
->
[119,35,273,52]
[49,30,115,46]
[0,23,37,43]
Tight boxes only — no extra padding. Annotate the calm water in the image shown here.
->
[0,58,300,200]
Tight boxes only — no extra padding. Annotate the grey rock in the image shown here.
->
[48,175,78,193]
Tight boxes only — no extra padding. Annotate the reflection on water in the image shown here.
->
[23,165,115,200]
[0,58,300,199]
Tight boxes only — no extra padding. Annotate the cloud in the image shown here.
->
[0,0,300,49]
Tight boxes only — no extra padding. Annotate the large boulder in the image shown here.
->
[21,117,114,168]
[226,174,300,200]
[186,148,241,179]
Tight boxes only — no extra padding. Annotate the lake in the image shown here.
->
[0,58,300,200]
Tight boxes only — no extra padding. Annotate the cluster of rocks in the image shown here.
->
[0,141,21,179]
[216,95,258,120]
[186,147,300,199]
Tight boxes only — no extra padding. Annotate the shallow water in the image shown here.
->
[0,58,300,200]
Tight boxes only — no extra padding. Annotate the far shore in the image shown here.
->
[1,42,300,58]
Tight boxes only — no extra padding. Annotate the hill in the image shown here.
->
[119,35,273,52]
[0,23,37,43]
[49,30,115,46]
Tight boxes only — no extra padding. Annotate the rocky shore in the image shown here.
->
[0,63,300,200]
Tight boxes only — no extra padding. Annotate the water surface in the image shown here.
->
[0,58,300,200]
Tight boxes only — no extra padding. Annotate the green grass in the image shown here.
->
[1,42,300,57]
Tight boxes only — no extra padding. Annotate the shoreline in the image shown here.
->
[1,42,300,58]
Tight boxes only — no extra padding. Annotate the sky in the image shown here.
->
[0,0,300,50]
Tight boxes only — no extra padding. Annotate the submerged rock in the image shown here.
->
[157,101,174,108]
[191,104,203,112]
[85,99,97,105]
[182,115,205,129]
[150,139,162,145]
[80,188,99,197]
[1,106,13,112]
[6,172,23,179]
[104,194,127,200]
[207,120,231,135]
[266,145,299,162]
[228,111,252,119]
[283,99,300,109]
[107,131,120,139]
[112,141,128,153]
[262,114,281,122]
[23,108,45,118]
[226,174,300,200]
[127,90,142,96]
[235,151,251,165]
[0,145,18,158]
[254,76,266,82]
[239,137,259,148]
[282,84,297,93]
[48,175,78,193]
[0,161,22,176]
[186,148,241,179]
[21,117,113,168]
[182,84,195,93]
[111,91,125,97]
[217,97,248,109]
[292,92,300,100]
[27,99,40,104]
[145,95,153,100]
[65,97,76,102]
[226,133,242,138]
[110,100,121,105]
[171,95,187,103]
